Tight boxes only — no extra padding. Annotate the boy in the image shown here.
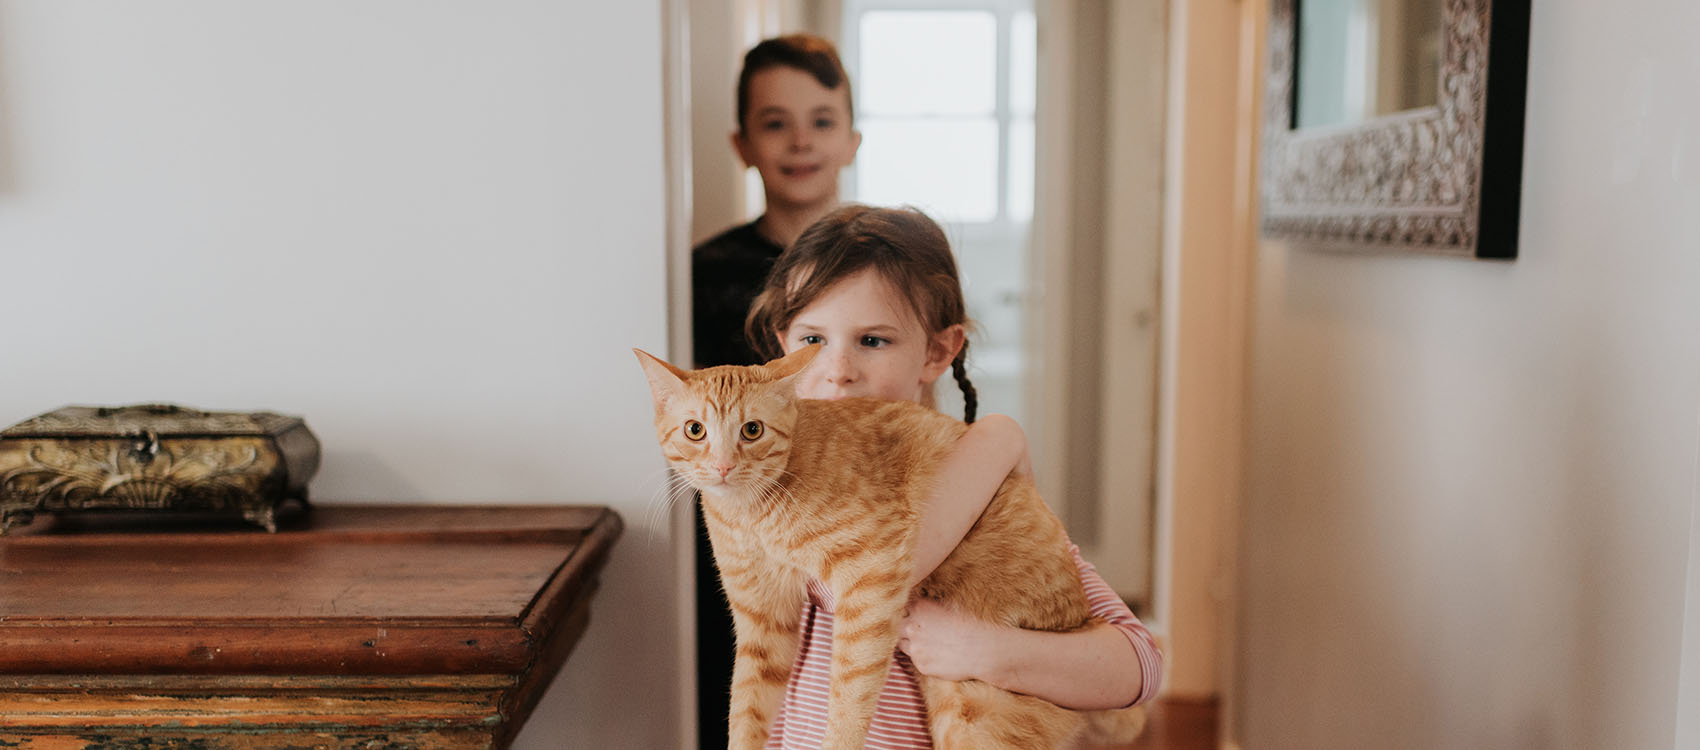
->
[693,34,861,369]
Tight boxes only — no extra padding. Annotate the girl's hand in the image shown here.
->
[898,598,1006,682]
[899,596,1149,708]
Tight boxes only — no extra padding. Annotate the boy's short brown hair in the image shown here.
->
[736,34,854,132]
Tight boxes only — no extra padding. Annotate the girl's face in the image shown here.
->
[779,269,962,404]
[734,66,861,213]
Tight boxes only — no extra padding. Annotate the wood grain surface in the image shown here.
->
[0,504,621,749]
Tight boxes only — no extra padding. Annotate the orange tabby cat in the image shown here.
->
[637,344,1146,749]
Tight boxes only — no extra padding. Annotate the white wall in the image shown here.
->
[1237,0,1700,748]
[690,0,745,246]
[0,2,681,747]
[1680,443,1700,748]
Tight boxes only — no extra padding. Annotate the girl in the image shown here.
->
[743,204,1164,749]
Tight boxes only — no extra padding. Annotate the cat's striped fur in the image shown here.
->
[638,345,1146,749]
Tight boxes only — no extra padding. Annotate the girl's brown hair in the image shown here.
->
[745,204,979,423]
[736,34,854,132]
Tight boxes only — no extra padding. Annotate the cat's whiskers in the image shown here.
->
[759,469,801,505]
[636,467,673,546]
[638,465,699,547]
[749,472,801,516]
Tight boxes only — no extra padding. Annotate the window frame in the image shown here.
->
[840,0,1035,230]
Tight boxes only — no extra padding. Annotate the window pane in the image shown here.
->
[1011,11,1037,116]
[857,118,998,223]
[1007,117,1034,222]
[860,11,997,116]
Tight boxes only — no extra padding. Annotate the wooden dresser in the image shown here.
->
[0,504,622,749]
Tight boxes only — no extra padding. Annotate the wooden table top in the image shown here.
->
[0,504,622,676]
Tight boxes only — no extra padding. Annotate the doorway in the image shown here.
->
[679,1,1168,745]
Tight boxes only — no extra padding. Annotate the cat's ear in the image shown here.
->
[763,344,820,399]
[764,344,821,380]
[634,348,689,413]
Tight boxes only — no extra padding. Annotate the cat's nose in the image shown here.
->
[714,464,735,478]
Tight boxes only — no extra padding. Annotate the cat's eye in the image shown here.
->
[684,420,706,441]
[740,421,764,441]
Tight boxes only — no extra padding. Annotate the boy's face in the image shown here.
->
[734,66,861,214]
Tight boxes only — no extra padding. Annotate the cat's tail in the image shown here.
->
[1080,704,1150,744]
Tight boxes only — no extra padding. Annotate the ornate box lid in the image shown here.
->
[2,404,304,439]
[1,403,320,534]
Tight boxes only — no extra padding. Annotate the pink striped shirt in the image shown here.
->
[763,545,1163,749]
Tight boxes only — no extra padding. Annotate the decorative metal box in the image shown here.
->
[0,404,319,534]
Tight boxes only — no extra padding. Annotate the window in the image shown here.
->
[842,0,1036,423]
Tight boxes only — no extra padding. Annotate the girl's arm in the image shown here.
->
[907,414,1030,588]
[898,548,1164,710]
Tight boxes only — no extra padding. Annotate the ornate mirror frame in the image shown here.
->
[1261,0,1531,258]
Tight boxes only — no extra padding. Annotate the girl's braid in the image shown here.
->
[951,349,978,424]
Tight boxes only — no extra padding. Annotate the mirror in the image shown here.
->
[1295,0,1443,129]
[1262,0,1531,258]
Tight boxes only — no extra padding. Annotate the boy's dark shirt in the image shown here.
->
[692,220,785,367]
[690,219,783,750]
